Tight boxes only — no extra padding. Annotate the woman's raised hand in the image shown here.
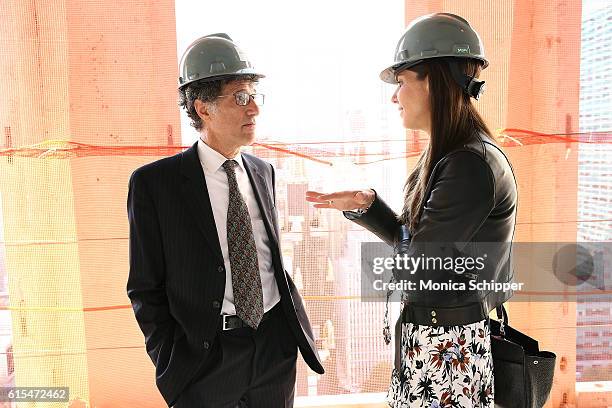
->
[305,189,375,211]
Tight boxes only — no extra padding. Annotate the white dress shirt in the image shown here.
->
[197,139,281,315]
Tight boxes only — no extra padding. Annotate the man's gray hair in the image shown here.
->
[178,74,259,131]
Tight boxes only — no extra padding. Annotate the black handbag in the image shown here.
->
[490,305,556,408]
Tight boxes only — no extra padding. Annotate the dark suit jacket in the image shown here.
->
[127,142,324,406]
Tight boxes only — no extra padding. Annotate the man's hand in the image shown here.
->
[305,189,375,211]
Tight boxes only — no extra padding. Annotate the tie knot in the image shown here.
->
[222,159,238,173]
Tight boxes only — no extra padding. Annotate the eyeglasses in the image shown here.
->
[217,91,265,106]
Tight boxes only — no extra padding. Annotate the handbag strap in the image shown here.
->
[495,304,508,322]
[495,304,508,336]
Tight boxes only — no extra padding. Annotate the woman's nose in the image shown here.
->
[391,89,399,104]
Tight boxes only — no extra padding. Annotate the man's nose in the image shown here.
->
[246,98,259,115]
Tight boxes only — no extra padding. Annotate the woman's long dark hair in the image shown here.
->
[400,58,494,231]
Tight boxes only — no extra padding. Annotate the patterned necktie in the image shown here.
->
[222,159,264,329]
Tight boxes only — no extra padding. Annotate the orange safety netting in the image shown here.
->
[1,129,611,162]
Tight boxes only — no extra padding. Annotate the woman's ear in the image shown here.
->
[419,73,429,96]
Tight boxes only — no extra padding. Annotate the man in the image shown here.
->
[127,33,324,407]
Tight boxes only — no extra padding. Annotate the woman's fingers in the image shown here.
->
[306,189,372,211]
[305,191,329,203]
[305,191,323,197]
[305,191,348,203]
[306,191,333,199]
[315,192,351,201]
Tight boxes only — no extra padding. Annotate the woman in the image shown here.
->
[306,13,517,408]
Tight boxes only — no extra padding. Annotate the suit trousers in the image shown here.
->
[173,303,298,408]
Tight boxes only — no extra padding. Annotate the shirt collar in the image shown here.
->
[197,138,246,174]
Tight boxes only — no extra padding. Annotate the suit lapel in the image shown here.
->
[241,154,280,247]
[180,142,224,263]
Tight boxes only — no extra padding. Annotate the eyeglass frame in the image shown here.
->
[216,90,265,106]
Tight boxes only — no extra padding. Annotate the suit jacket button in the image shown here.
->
[203,340,210,349]
[212,300,221,309]
[218,265,224,273]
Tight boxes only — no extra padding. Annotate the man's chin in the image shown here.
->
[241,131,257,146]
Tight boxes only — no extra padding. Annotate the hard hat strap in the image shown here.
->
[448,60,486,100]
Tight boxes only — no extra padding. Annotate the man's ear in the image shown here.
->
[194,99,214,124]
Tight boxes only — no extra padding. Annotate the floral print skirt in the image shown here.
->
[387,319,494,408]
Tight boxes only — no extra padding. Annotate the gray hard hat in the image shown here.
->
[178,33,264,89]
[380,13,488,84]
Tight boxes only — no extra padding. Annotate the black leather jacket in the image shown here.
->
[345,135,517,327]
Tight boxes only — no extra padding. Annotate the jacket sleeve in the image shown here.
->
[343,191,403,247]
[126,169,176,367]
[394,151,495,281]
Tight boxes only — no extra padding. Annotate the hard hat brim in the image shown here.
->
[379,56,489,84]
[178,70,265,89]
[379,61,423,84]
